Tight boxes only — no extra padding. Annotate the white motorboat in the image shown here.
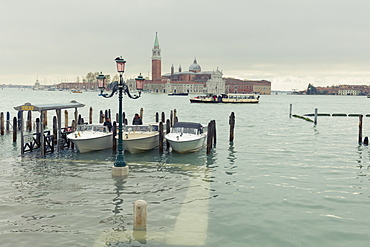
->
[165,122,207,153]
[190,93,260,103]
[67,125,113,153]
[121,124,160,154]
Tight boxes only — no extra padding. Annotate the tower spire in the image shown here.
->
[152,32,162,80]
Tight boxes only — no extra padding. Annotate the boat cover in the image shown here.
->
[172,122,202,130]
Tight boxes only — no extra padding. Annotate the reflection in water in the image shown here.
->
[227,143,236,165]
[112,177,127,215]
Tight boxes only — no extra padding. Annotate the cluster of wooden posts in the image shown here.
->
[0,108,236,155]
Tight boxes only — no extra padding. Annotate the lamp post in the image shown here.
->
[97,57,145,175]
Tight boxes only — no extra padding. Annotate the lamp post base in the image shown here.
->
[112,165,129,177]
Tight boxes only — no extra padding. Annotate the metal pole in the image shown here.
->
[114,73,126,167]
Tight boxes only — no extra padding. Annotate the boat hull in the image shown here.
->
[190,93,259,103]
[122,132,160,154]
[165,133,207,153]
[67,132,113,153]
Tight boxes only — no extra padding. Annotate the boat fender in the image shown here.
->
[125,134,129,139]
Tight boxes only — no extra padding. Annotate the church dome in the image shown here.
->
[189,59,201,72]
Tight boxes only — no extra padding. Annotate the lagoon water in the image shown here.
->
[1,88,370,246]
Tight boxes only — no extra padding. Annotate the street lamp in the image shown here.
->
[96,56,145,171]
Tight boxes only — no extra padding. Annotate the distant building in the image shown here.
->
[144,33,271,95]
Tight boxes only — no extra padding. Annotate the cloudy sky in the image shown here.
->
[1,0,370,90]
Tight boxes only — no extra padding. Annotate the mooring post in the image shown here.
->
[26,111,32,131]
[207,121,213,155]
[89,107,93,124]
[212,120,217,145]
[166,119,170,150]
[64,110,68,128]
[112,121,117,151]
[314,108,318,125]
[174,109,177,123]
[170,110,173,127]
[133,200,147,230]
[140,108,144,121]
[289,104,292,118]
[78,114,82,125]
[40,111,45,156]
[43,111,48,127]
[359,115,363,145]
[0,112,4,135]
[155,112,159,123]
[56,109,62,151]
[13,117,17,142]
[99,110,103,123]
[17,111,22,130]
[159,122,164,153]
[229,112,235,142]
[108,109,111,119]
[6,112,10,132]
[161,112,165,123]
[53,116,57,144]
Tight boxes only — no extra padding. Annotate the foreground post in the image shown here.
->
[133,200,147,230]
[289,104,292,118]
[64,110,68,128]
[359,115,363,145]
[6,112,10,132]
[13,117,17,142]
[0,112,4,135]
[89,107,93,124]
[159,122,164,153]
[314,108,318,125]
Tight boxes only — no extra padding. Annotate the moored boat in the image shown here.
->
[168,92,189,96]
[121,124,160,153]
[67,125,113,153]
[165,122,207,153]
[190,93,260,103]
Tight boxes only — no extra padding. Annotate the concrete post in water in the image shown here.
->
[155,112,159,123]
[140,108,144,122]
[6,112,10,132]
[229,112,235,142]
[133,200,147,230]
[359,115,363,145]
[13,117,17,142]
[314,108,318,125]
[289,104,292,118]
[159,122,164,153]
[0,112,4,135]
[89,107,93,124]
[64,110,68,128]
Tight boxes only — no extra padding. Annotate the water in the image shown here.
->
[1,88,370,246]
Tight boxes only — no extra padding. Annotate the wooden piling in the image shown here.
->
[36,118,40,133]
[159,122,164,153]
[174,109,177,123]
[89,107,93,124]
[364,137,369,146]
[140,108,144,121]
[170,110,173,127]
[64,110,68,128]
[12,117,17,142]
[166,119,170,150]
[108,109,111,119]
[0,112,4,135]
[212,120,216,145]
[289,104,292,118]
[359,115,363,145]
[43,111,48,127]
[26,111,32,131]
[155,112,159,123]
[314,108,318,125]
[133,200,147,230]
[53,116,57,144]
[17,111,22,130]
[99,110,103,123]
[105,110,108,122]
[229,112,235,142]
[161,112,165,123]
[6,112,10,132]
[112,121,117,151]
[78,114,82,125]
[206,121,213,155]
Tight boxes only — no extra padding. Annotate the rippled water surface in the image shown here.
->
[1,89,370,246]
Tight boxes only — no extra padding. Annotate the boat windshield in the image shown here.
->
[123,125,155,133]
[76,125,108,132]
[171,127,199,135]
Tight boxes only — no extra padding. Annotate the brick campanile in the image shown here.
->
[151,32,162,81]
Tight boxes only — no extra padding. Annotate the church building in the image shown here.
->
[144,33,271,95]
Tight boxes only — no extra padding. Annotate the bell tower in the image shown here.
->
[151,32,162,81]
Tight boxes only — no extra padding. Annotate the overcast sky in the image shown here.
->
[1,0,370,90]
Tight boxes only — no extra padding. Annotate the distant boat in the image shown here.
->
[168,92,189,96]
[71,89,82,93]
[190,93,260,103]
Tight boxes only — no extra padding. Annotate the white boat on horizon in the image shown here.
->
[165,122,207,153]
[190,93,260,103]
[121,124,161,154]
[67,125,113,153]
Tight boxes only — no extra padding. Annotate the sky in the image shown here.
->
[1,0,370,91]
